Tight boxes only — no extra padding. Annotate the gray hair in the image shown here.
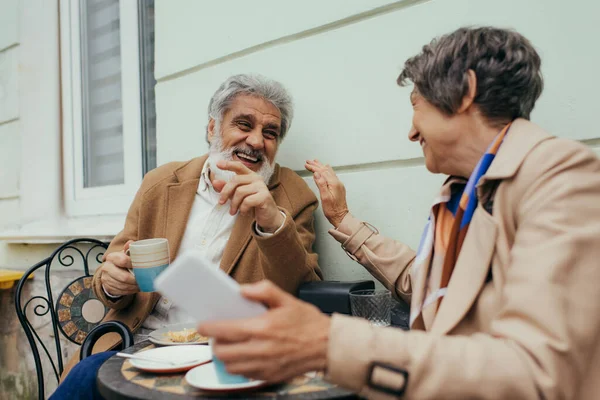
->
[397,27,544,126]
[207,74,294,142]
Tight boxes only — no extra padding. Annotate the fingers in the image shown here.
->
[306,160,338,183]
[213,343,291,382]
[199,282,289,339]
[306,160,337,200]
[314,167,343,195]
[102,246,135,296]
[197,319,259,342]
[218,174,271,216]
[313,172,334,203]
[225,360,295,383]
[101,261,138,296]
[102,261,137,286]
[123,240,134,252]
[240,280,293,308]
[213,339,274,362]
[304,163,317,173]
[102,272,137,289]
[230,182,264,215]
[102,273,138,296]
[304,161,320,173]
[105,251,132,269]
[218,174,257,205]
[102,280,124,297]
[238,193,270,216]
[305,159,327,173]
[212,179,226,193]
[305,159,324,167]
[216,160,252,175]
[103,241,134,262]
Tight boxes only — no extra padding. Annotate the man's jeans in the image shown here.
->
[49,351,116,400]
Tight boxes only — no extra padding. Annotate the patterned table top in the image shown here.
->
[97,340,358,400]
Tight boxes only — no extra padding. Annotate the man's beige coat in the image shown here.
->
[325,119,600,399]
[62,155,322,379]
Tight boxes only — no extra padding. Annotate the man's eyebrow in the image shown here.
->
[232,113,256,122]
[263,122,281,132]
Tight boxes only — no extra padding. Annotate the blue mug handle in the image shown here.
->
[124,248,136,279]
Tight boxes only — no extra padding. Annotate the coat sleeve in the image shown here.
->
[324,141,600,399]
[328,214,416,304]
[92,176,147,310]
[252,198,322,294]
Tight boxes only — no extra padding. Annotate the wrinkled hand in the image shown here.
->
[100,240,139,296]
[305,159,349,228]
[213,160,283,233]
[197,280,331,383]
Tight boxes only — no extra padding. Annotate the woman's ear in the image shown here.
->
[457,69,477,114]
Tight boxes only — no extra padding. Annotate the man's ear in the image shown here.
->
[207,118,216,143]
[457,69,477,114]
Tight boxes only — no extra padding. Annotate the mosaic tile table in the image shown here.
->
[97,340,358,400]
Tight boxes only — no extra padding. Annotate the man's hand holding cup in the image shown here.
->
[100,240,139,297]
[101,238,170,296]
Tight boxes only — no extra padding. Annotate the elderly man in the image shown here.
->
[52,74,322,399]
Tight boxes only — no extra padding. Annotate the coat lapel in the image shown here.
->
[164,156,207,260]
[165,180,199,260]
[220,212,254,274]
[409,250,433,330]
[431,204,497,334]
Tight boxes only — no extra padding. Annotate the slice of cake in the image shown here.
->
[165,328,206,343]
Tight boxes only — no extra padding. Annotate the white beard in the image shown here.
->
[208,129,275,185]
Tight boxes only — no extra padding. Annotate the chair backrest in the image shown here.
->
[14,238,109,400]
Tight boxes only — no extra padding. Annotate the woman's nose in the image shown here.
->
[408,125,419,142]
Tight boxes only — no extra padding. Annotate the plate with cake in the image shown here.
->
[148,323,209,346]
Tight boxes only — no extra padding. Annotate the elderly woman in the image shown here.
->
[199,27,600,399]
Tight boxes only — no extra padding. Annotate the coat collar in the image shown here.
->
[481,118,552,181]
[427,119,553,334]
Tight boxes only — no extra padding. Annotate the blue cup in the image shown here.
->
[210,339,250,384]
[127,238,170,292]
[132,264,168,292]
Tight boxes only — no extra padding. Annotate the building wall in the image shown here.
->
[0,0,21,229]
[154,0,600,283]
[0,0,62,268]
[0,1,76,397]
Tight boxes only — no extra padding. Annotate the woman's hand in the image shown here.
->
[197,281,330,383]
[305,159,349,228]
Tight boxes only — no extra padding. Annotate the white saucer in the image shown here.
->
[185,363,267,392]
[128,345,211,373]
[148,323,209,346]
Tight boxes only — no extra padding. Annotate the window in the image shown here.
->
[60,0,156,216]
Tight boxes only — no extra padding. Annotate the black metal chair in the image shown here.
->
[14,238,133,400]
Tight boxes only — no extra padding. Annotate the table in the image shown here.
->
[97,340,358,400]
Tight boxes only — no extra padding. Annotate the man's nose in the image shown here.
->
[408,125,419,142]
[246,129,265,149]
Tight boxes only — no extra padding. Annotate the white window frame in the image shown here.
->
[60,0,143,217]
